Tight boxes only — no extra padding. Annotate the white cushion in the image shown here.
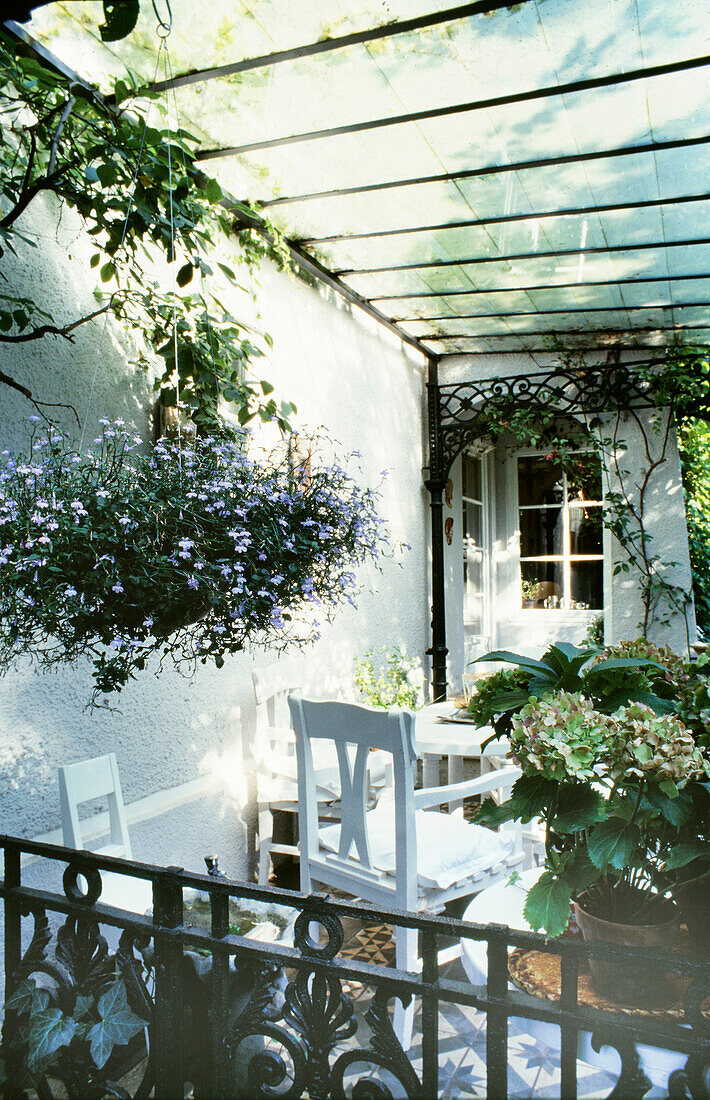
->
[318,798,513,890]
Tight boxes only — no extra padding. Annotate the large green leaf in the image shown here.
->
[99,1,140,41]
[477,650,551,674]
[523,873,572,938]
[643,786,692,827]
[474,796,518,828]
[27,1009,75,1069]
[664,842,710,870]
[587,818,640,871]
[553,785,608,834]
[509,773,558,822]
[89,981,145,1069]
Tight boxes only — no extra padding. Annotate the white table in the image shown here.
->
[414,703,509,806]
[460,868,688,1092]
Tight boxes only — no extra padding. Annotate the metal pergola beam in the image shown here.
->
[258,134,710,208]
[424,325,710,342]
[197,54,710,159]
[397,302,710,323]
[337,237,710,276]
[298,193,710,245]
[370,272,710,302]
[141,1,536,94]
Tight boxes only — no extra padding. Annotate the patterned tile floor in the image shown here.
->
[336,918,621,1099]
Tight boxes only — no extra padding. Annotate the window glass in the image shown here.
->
[518,452,603,611]
[462,455,485,635]
[517,455,564,505]
[570,561,604,610]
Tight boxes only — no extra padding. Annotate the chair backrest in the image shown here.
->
[253,657,305,736]
[58,753,132,859]
[288,696,418,907]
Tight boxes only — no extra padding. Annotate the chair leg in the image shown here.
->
[257,804,273,885]
[393,926,419,1051]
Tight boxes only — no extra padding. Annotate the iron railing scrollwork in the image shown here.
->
[1,835,710,1099]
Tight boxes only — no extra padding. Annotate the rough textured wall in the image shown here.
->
[0,197,429,878]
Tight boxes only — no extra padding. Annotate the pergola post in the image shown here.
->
[425,360,449,702]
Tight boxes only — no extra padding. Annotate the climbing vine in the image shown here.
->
[479,345,710,640]
[0,31,294,434]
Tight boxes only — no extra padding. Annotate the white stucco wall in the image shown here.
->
[0,196,429,880]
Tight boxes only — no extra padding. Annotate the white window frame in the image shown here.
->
[461,451,493,649]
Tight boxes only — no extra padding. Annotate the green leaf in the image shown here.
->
[99,261,115,282]
[509,773,558,822]
[523,873,572,937]
[204,178,223,203]
[260,380,275,395]
[664,842,710,870]
[89,981,145,1069]
[474,796,518,827]
[84,165,99,182]
[587,817,640,871]
[99,0,140,42]
[553,784,607,834]
[28,1009,75,1068]
[478,649,551,674]
[89,253,101,269]
[5,978,37,1017]
[176,262,194,288]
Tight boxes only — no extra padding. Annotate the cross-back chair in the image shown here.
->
[288,696,523,1047]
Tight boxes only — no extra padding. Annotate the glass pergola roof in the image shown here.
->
[13,0,710,356]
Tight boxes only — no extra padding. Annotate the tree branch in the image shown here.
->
[0,369,80,427]
[0,295,123,343]
[48,96,75,176]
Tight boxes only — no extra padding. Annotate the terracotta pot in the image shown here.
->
[572,893,680,1005]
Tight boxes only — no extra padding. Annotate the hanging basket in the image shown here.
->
[0,421,388,701]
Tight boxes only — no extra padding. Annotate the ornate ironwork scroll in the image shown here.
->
[428,362,658,480]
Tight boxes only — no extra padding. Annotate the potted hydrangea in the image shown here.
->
[0,420,388,702]
[473,643,710,1003]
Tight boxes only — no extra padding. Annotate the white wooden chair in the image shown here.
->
[253,659,344,884]
[288,696,524,1047]
[58,753,153,914]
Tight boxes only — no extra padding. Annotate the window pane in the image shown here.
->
[570,561,604,610]
[521,562,564,609]
[520,508,564,557]
[464,545,483,594]
[463,501,482,543]
[567,455,603,502]
[518,455,563,506]
[462,456,482,501]
[464,594,483,632]
[569,506,603,555]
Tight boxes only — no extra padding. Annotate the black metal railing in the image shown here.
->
[1,835,709,1099]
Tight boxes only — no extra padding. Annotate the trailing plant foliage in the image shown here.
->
[0,32,294,431]
[0,421,388,701]
[473,642,710,936]
[466,641,674,740]
[353,646,425,709]
[0,971,145,1094]
[477,343,710,638]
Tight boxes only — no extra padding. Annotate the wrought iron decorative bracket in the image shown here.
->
[427,362,659,481]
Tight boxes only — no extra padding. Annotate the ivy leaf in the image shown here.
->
[5,977,37,1016]
[88,981,145,1069]
[523,873,572,938]
[587,817,640,871]
[28,1009,75,1068]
